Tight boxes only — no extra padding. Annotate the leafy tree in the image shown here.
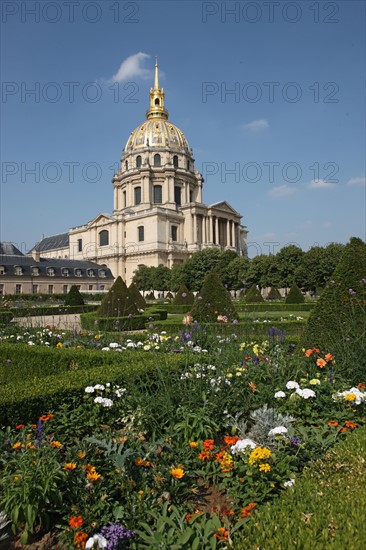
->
[97,276,138,317]
[246,255,279,289]
[190,270,237,322]
[285,283,305,304]
[132,265,154,293]
[221,256,250,290]
[151,264,171,291]
[183,248,222,291]
[64,285,84,306]
[274,245,304,288]
[295,243,345,292]
[169,263,187,292]
[128,282,147,310]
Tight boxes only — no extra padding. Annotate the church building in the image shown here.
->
[32,61,248,286]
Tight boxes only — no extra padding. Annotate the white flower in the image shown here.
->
[268,426,288,437]
[101,347,110,351]
[101,398,113,407]
[231,438,257,454]
[333,387,365,405]
[296,388,316,399]
[84,386,95,393]
[126,342,136,348]
[286,381,299,390]
[85,534,108,549]
[115,388,126,398]
[143,345,151,351]
[109,342,120,348]
[274,391,286,398]
[284,478,295,488]
[94,384,105,391]
[28,341,35,346]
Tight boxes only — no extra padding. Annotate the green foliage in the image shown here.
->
[145,291,155,300]
[64,285,84,306]
[97,276,138,317]
[128,282,147,310]
[266,287,282,301]
[0,310,13,325]
[246,255,279,289]
[236,302,316,312]
[181,248,223,292]
[173,285,194,305]
[165,291,174,301]
[9,304,97,318]
[305,237,366,381]
[80,312,158,331]
[243,284,264,303]
[285,283,305,304]
[221,256,250,291]
[274,245,304,288]
[235,425,366,548]
[295,242,345,292]
[190,271,237,322]
[132,265,154,292]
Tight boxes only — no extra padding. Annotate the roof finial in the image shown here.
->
[154,55,159,89]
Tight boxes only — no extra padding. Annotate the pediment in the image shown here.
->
[87,213,115,227]
[209,201,240,216]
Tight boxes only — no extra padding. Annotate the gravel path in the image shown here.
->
[13,314,82,331]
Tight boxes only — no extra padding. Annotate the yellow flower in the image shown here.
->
[171,468,185,479]
[77,451,86,459]
[12,442,24,450]
[56,342,63,348]
[51,441,62,448]
[249,447,272,465]
[138,490,144,495]
[236,371,242,377]
[63,463,77,471]
[309,379,320,385]
[189,441,198,448]
[345,393,356,401]
[27,442,36,450]
[87,470,101,482]
[259,463,271,472]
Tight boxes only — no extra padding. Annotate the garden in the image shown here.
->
[0,237,365,549]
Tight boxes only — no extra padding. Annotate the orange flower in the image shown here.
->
[248,381,257,392]
[87,470,101,482]
[345,421,357,429]
[241,502,257,518]
[316,358,327,368]
[189,441,198,448]
[198,451,210,461]
[215,450,226,463]
[69,515,83,529]
[223,436,240,446]
[63,463,77,471]
[15,424,25,430]
[27,442,36,450]
[340,427,347,433]
[305,349,313,357]
[203,439,215,451]
[358,383,366,389]
[214,527,229,540]
[77,451,86,459]
[74,531,88,549]
[51,441,62,448]
[221,507,234,517]
[171,467,185,479]
[12,442,24,450]
[313,348,320,354]
[186,510,203,522]
[39,414,54,422]
[327,421,339,427]
[134,457,152,468]
[325,353,333,362]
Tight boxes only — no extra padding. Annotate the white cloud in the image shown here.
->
[307,179,337,189]
[347,176,366,186]
[111,52,152,83]
[243,119,269,131]
[269,185,298,198]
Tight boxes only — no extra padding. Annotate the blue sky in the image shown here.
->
[1,0,365,257]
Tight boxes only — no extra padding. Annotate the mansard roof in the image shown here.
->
[0,242,24,256]
[32,233,70,252]
[0,255,113,279]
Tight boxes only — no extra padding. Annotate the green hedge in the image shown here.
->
[236,302,316,312]
[235,425,366,548]
[145,308,168,321]
[152,304,192,314]
[8,304,98,317]
[80,312,161,331]
[0,345,188,426]
[0,310,14,325]
[150,320,305,337]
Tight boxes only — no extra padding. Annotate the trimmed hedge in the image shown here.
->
[80,312,161,331]
[152,304,192,314]
[8,304,98,317]
[145,308,168,321]
[236,303,316,312]
[150,320,305,337]
[0,310,14,325]
[243,284,264,303]
[285,283,305,304]
[235,425,366,548]
[64,285,84,306]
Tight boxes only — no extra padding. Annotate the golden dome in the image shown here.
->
[124,59,190,154]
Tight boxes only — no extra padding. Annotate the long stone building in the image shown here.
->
[31,61,248,285]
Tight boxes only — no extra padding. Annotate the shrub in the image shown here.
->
[145,291,155,300]
[243,284,264,303]
[97,276,138,317]
[64,285,85,306]
[165,291,174,301]
[80,312,158,331]
[304,237,366,381]
[266,287,282,301]
[285,283,305,304]
[128,282,147,310]
[0,310,13,325]
[190,270,237,322]
[173,285,194,305]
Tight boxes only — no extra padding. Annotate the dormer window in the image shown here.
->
[62,268,70,277]
[75,269,82,277]
[31,267,40,276]
[87,269,95,278]
[99,269,106,278]
[14,266,22,276]
[0,266,5,275]
[47,267,55,277]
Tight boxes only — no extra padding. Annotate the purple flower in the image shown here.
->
[182,292,187,297]
[349,288,356,295]
[197,295,202,300]
[128,314,133,318]
[100,523,135,549]
[233,319,238,325]
[148,323,154,329]
[290,436,302,447]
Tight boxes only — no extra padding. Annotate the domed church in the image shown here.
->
[33,61,248,286]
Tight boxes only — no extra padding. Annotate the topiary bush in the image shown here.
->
[243,284,264,303]
[96,276,138,317]
[165,291,174,301]
[173,285,194,305]
[266,287,282,301]
[64,285,85,306]
[304,237,366,382]
[145,291,155,300]
[128,282,147,310]
[190,270,237,323]
[285,283,305,304]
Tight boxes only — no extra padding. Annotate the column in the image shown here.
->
[215,217,219,245]
[226,220,230,248]
[231,221,235,247]
[193,214,197,243]
[203,216,207,243]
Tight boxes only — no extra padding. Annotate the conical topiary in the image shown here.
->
[97,276,138,317]
[165,291,174,301]
[128,282,147,310]
[304,237,366,381]
[244,284,264,303]
[190,270,237,323]
[145,291,155,300]
[266,287,282,301]
[173,285,194,305]
[285,283,304,304]
[64,285,84,306]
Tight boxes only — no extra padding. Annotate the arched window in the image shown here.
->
[153,185,162,204]
[173,155,178,168]
[174,186,181,206]
[125,160,128,170]
[134,186,141,205]
[154,154,161,167]
[138,226,144,242]
[136,155,142,168]
[186,160,190,170]
[155,98,160,106]
[99,230,109,246]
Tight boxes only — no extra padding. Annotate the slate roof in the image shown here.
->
[0,242,24,256]
[32,233,70,252]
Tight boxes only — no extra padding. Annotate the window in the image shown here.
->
[32,285,38,294]
[190,190,193,202]
[87,269,95,277]
[62,268,70,277]
[123,191,126,207]
[0,284,4,295]
[14,266,22,276]
[173,155,178,168]
[154,154,161,167]
[134,186,141,205]
[75,269,82,277]
[48,285,54,294]
[153,185,162,204]
[174,186,181,206]
[88,284,93,291]
[63,285,68,294]
[99,230,109,246]
[0,266,5,275]
[99,269,106,278]
[125,160,128,170]
[171,226,178,241]
[47,267,55,277]
[138,226,144,242]
[15,284,22,294]
[136,155,142,168]
[77,239,82,252]
[99,284,105,291]
[187,160,190,170]
[155,98,160,106]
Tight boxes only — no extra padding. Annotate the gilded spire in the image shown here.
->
[146,57,168,120]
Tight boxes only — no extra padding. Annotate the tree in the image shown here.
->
[169,263,187,292]
[285,283,305,304]
[64,285,84,306]
[132,265,154,293]
[246,255,279,289]
[266,287,282,301]
[151,264,171,292]
[221,256,250,290]
[295,243,345,292]
[274,245,304,288]
[190,270,237,323]
[243,284,264,303]
[97,276,138,317]
[183,248,222,291]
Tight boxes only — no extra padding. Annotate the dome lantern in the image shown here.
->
[146,57,169,121]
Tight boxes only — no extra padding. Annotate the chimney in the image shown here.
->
[31,248,40,262]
